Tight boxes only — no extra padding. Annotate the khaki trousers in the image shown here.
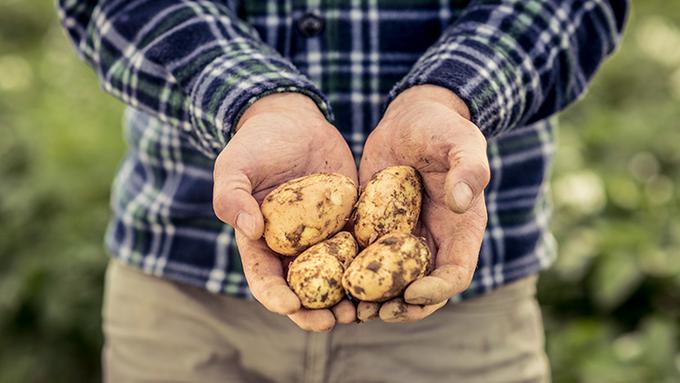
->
[103,261,550,383]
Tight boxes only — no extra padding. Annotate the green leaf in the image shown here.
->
[591,252,643,310]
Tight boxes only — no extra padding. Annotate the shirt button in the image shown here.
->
[297,13,324,37]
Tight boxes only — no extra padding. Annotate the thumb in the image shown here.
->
[213,170,265,240]
[444,125,491,213]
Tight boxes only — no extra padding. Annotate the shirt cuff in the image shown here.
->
[189,46,331,156]
[386,23,534,138]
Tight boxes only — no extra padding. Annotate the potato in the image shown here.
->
[323,231,359,268]
[342,232,431,302]
[262,173,358,256]
[354,166,422,247]
[287,232,358,309]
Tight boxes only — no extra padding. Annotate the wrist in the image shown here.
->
[235,92,327,132]
[388,85,471,121]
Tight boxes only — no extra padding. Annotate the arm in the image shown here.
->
[360,0,628,322]
[57,0,330,157]
[59,1,355,331]
[387,0,628,137]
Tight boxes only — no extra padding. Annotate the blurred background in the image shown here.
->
[0,0,679,382]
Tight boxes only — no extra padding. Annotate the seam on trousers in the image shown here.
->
[304,332,331,383]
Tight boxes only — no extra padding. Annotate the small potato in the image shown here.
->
[354,166,422,247]
[262,173,358,256]
[322,231,359,268]
[287,232,359,309]
[342,232,431,302]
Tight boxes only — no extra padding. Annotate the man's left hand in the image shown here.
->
[358,85,490,323]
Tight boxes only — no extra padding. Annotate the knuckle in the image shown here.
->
[479,160,491,186]
[460,271,474,290]
[446,267,474,293]
[467,160,491,192]
[449,153,491,193]
[469,158,491,191]
[438,264,474,294]
[461,266,476,291]
[212,194,231,222]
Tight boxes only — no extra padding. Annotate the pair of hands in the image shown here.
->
[213,85,490,331]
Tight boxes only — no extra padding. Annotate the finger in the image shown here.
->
[288,308,336,332]
[356,301,380,322]
[408,199,487,305]
[213,162,265,241]
[235,232,301,315]
[403,265,471,305]
[443,125,490,213]
[379,298,447,323]
[332,299,357,324]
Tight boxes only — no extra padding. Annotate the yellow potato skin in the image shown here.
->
[342,232,431,302]
[262,173,358,256]
[354,166,422,248]
[287,232,358,309]
[323,231,358,268]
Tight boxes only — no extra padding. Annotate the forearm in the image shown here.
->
[388,0,628,136]
[57,0,330,157]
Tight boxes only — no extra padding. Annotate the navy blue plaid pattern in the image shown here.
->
[58,0,627,299]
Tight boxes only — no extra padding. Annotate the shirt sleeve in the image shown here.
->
[57,0,331,157]
[386,0,629,137]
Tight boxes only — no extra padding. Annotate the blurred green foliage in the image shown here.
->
[0,0,678,382]
[0,1,123,382]
[539,1,680,381]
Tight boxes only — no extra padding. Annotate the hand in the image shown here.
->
[213,93,358,331]
[357,85,490,323]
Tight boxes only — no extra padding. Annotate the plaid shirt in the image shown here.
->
[58,0,627,299]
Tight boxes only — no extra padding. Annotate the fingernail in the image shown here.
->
[452,182,473,210]
[236,213,256,238]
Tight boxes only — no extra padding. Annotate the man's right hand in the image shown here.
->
[213,93,358,332]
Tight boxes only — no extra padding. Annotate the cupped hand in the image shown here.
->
[358,85,490,323]
[213,93,358,331]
